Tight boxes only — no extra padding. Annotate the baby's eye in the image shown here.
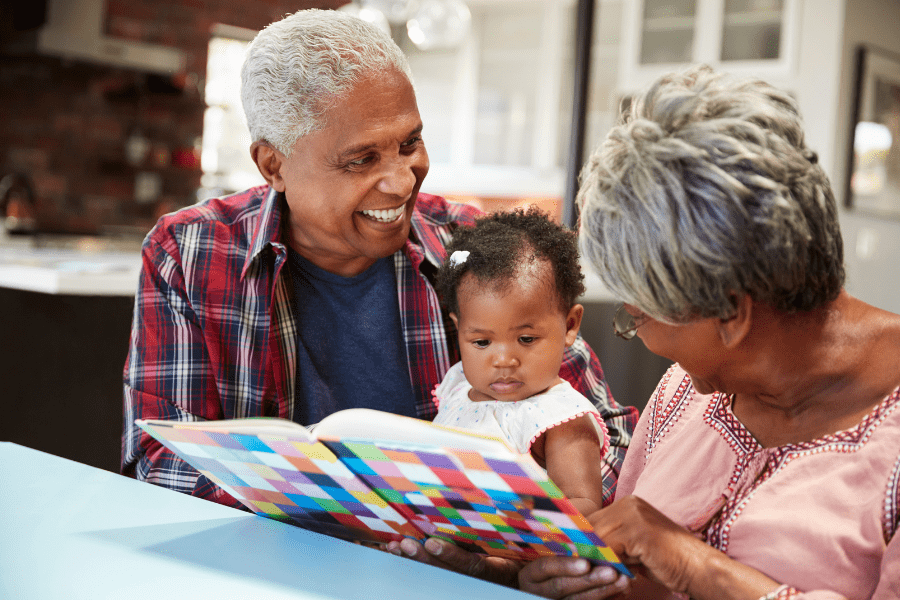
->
[472,339,490,349]
[518,336,537,344]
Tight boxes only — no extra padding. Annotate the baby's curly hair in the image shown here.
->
[435,206,586,316]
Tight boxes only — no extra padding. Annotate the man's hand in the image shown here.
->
[385,537,523,587]
[518,557,631,600]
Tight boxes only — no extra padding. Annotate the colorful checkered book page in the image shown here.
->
[136,416,420,544]
[136,409,631,577]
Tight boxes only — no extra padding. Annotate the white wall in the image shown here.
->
[831,0,900,313]
[591,1,900,311]
[725,0,900,314]
[648,0,900,313]
[793,0,845,184]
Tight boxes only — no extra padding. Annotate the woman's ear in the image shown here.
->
[251,141,286,192]
[717,293,752,349]
[564,304,584,346]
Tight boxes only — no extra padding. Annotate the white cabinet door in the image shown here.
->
[620,0,800,94]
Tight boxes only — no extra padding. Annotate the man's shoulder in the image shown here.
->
[409,193,482,261]
[149,185,269,242]
[412,193,481,228]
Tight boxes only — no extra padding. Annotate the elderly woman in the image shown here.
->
[517,65,900,600]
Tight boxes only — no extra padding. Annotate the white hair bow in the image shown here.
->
[448,250,470,267]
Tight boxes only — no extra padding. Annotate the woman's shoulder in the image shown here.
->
[643,364,706,424]
[616,365,736,505]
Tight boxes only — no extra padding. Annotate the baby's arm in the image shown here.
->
[532,415,607,516]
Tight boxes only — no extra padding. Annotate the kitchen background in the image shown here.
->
[1,0,898,472]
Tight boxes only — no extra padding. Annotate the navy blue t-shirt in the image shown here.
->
[288,249,417,425]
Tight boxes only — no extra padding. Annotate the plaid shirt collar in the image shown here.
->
[241,185,446,279]
[242,186,287,280]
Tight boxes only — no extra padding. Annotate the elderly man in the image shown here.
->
[122,8,635,585]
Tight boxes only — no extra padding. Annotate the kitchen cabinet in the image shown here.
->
[38,0,185,74]
[404,0,577,200]
[619,0,801,94]
[0,245,140,473]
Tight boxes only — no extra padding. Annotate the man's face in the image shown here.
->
[265,68,429,277]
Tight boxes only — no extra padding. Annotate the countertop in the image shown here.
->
[0,442,536,600]
[0,233,143,296]
[0,233,615,301]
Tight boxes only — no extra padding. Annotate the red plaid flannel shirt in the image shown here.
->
[122,185,637,507]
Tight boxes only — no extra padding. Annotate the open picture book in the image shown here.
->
[136,408,631,576]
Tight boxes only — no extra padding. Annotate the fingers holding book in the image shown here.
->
[385,537,523,588]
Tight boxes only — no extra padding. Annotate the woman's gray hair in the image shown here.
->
[577,64,844,321]
[241,9,413,156]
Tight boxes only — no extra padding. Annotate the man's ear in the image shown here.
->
[449,312,459,329]
[251,141,286,192]
[564,304,584,346]
[716,293,752,349]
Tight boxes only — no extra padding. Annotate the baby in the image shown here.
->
[433,207,609,515]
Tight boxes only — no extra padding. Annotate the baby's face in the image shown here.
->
[451,268,582,403]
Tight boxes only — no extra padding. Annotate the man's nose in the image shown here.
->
[376,156,418,197]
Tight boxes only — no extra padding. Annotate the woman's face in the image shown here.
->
[629,304,728,395]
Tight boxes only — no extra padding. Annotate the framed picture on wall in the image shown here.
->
[847,45,900,219]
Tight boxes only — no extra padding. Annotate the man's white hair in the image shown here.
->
[241,9,413,157]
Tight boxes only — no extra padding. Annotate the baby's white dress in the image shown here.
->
[432,362,610,455]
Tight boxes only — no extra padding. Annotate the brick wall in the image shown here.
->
[0,0,344,236]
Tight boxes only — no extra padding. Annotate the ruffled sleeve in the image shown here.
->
[493,381,609,455]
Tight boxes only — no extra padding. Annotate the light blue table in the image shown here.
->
[0,442,536,599]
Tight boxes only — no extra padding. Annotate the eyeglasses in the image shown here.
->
[612,303,646,340]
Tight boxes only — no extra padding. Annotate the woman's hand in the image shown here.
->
[587,496,779,600]
[384,537,523,587]
[587,495,708,593]
[518,557,631,599]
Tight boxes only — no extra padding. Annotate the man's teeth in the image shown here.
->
[361,204,405,223]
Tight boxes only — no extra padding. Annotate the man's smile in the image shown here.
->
[360,202,406,223]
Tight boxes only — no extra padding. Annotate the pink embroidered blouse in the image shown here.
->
[618,364,900,600]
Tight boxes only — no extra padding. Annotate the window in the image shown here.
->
[199,26,264,201]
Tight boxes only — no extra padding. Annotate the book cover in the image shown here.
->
[136,409,630,576]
